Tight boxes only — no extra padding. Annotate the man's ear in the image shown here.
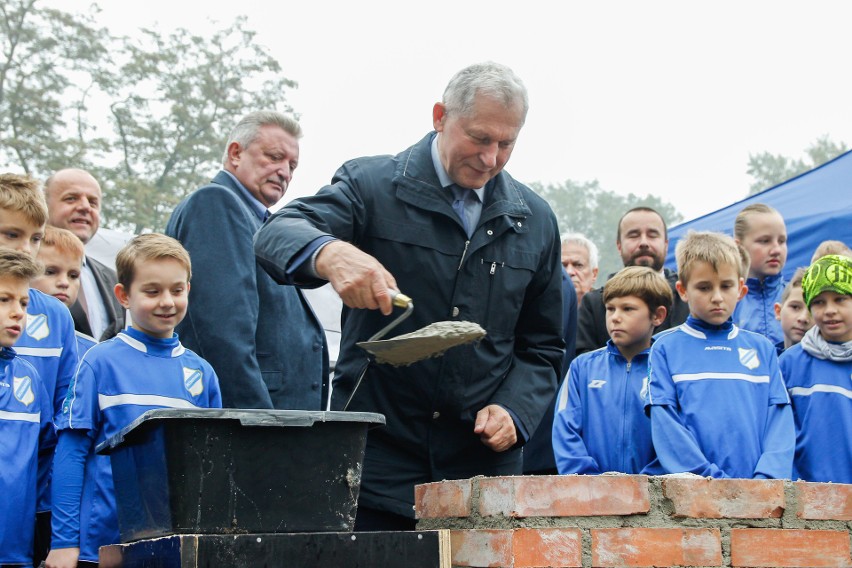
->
[432,102,447,132]
[225,141,242,168]
[114,283,130,309]
[652,305,667,327]
[774,302,782,321]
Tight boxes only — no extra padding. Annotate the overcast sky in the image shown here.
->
[56,0,852,224]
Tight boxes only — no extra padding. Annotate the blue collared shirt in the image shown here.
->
[430,134,484,232]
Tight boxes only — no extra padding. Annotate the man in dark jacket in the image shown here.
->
[255,62,564,530]
[166,111,328,410]
[575,207,690,355]
[44,168,125,341]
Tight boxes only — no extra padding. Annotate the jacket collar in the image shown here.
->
[212,170,266,223]
[393,132,532,222]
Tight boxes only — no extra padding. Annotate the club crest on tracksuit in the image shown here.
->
[738,348,759,370]
[14,376,34,406]
[25,313,49,340]
[183,367,203,396]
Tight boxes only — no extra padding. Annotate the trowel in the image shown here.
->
[343,291,485,411]
[356,291,486,367]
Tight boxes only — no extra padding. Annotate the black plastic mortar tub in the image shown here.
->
[97,408,385,543]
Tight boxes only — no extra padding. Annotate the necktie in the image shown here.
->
[451,185,473,237]
[77,282,89,315]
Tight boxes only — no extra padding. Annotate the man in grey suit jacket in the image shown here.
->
[166,111,328,410]
[45,168,125,341]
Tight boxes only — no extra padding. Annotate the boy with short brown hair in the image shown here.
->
[31,226,97,357]
[0,249,54,566]
[553,266,671,474]
[48,234,221,567]
[0,173,79,565]
[773,268,812,355]
[644,231,794,479]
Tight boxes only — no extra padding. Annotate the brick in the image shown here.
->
[450,529,582,568]
[512,528,582,568]
[451,530,512,567]
[795,481,852,520]
[478,475,650,517]
[730,529,851,567]
[591,528,722,568]
[414,479,472,519]
[662,477,784,518]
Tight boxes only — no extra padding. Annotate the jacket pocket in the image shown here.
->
[481,249,538,333]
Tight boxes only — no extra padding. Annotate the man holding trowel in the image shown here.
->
[255,62,564,530]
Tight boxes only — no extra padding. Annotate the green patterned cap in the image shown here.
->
[802,254,852,307]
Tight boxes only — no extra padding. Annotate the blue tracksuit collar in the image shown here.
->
[118,327,186,357]
[745,272,784,293]
[683,315,738,340]
[605,339,653,361]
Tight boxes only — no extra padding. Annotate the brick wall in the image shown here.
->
[415,475,852,567]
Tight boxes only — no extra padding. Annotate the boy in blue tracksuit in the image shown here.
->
[47,234,222,567]
[644,231,794,479]
[772,268,812,357]
[780,254,852,483]
[0,174,79,565]
[0,250,55,566]
[31,226,100,362]
[553,266,672,474]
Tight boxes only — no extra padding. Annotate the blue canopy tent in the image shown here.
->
[666,150,852,279]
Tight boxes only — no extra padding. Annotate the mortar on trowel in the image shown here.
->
[356,291,486,366]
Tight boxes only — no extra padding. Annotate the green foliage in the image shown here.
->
[747,136,848,195]
[0,0,109,175]
[0,2,297,233]
[95,18,296,233]
[530,180,682,283]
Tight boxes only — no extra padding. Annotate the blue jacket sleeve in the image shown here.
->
[753,403,795,479]
[167,185,274,409]
[553,361,601,474]
[649,404,728,478]
[53,303,80,420]
[37,376,57,507]
[50,429,92,548]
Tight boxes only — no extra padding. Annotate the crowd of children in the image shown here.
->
[555,202,852,486]
[0,174,222,567]
[1,166,850,566]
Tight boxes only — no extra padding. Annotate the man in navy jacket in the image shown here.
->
[255,63,563,529]
[166,111,328,410]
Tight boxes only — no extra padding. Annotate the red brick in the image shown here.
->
[478,475,650,517]
[512,528,582,568]
[662,477,784,518]
[591,527,722,567]
[730,529,851,567]
[795,481,852,520]
[415,479,472,519]
[450,529,582,568]
[451,530,512,567]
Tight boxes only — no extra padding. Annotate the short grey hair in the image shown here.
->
[222,110,302,166]
[561,233,599,269]
[442,62,528,123]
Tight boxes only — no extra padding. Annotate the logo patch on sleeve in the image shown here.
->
[183,367,204,397]
[738,348,760,370]
[25,313,49,340]
[13,376,35,406]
